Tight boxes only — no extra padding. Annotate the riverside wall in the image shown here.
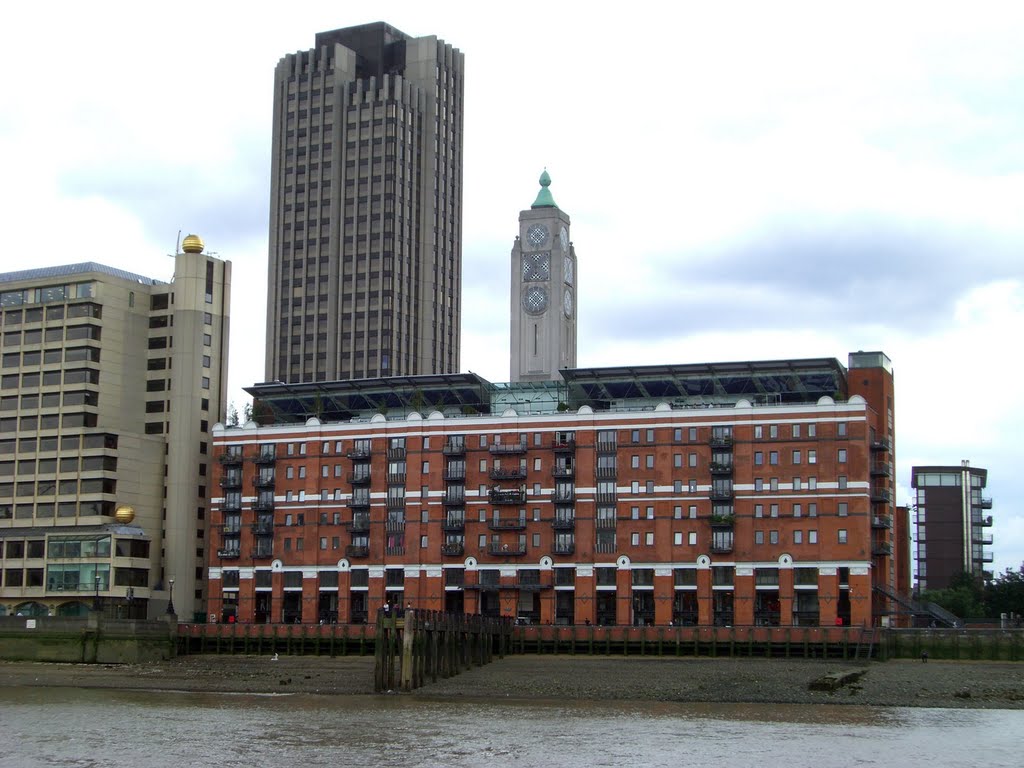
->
[0,614,176,663]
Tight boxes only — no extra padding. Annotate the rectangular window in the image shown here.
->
[792,424,801,438]
[809,530,818,544]
[793,530,803,544]
[769,530,779,544]
[754,504,763,518]
[755,530,764,545]
[688,532,697,545]
[837,422,847,437]
[769,451,778,465]
[792,450,801,464]
[631,532,640,546]
[838,449,847,463]
[646,454,655,469]
[808,450,816,464]
[838,476,848,490]
[838,502,848,517]
[645,532,654,546]
[808,424,816,437]
[793,477,802,491]
[754,452,763,466]
[674,532,682,545]
[769,425,778,439]
[838,529,847,544]
[754,425,763,439]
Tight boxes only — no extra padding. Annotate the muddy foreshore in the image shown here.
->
[1,654,1022,709]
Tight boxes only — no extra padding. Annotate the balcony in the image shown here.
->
[441,542,465,557]
[973,533,994,545]
[387,447,407,460]
[250,521,274,535]
[442,514,465,532]
[253,498,274,512]
[489,487,526,505]
[219,475,243,490]
[347,514,370,533]
[216,548,240,559]
[442,441,466,456]
[552,514,575,531]
[443,493,466,507]
[596,440,617,453]
[596,516,617,529]
[443,467,465,481]
[347,471,371,485]
[871,488,892,504]
[489,543,527,557]
[709,489,734,501]
[710,514,735,528]
[979,497,993,509]
[386,518,406,533]
[553,541,575,556]
[871,514,893,529]
[222,524,241,535]
[872,542,893,556]
[489,442,527,455]
[595,465,617,479]
[553,489,575,504]
[254,451,276,465]
[870,462,892,477]
[980,552,994,563]
[252,544,274,559]
[709,435,733,448]
[870,436,892,452]
[552,438,576,453]
[387,472,407,485]
[980,515,994,527]
[595,490,617,504]
[255,474,275,489]
[489,516,526,531]
[552,465,575,479]
[386,494,405,510]
[346,445,372,460]
[709,462,733,476]
[490,467,527,481]
[222,499,241,513]
[346,545,369,559]
[348,496,371,511]
[218,452,243,465]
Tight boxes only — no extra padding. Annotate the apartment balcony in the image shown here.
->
[710,515,735,528]
[973,533,994,545]
[253,498,274,512]
[442,514,465,532]
[252,542,274,559]
[443,467,465,481]
[347,471,371,485]
[219,475,243,490]
[595,491,617,504]
[255,475,275,489]
[216,549,240,559]
[489,488,526,505]
[709,462,733,476]
[346,446,372,460]
[489,516,526,531]
[387,447,407,461]
[870,462,892,477]
[595,440,617,454]
[386,518,406,533]
[595,466,617,479]
[250,521,275,535]
[709,489,734,501]
[871,514,893,529]
[979,497,993,509]
[218,452,243,466]
[871,488,892,504]
[442,441,466,456]
[553,490,576,504]
[552,438,576,453]
[552,541,575,556]
[596,516,617,529]
[872,542,893,557]
[489,443,527,455]
[870,436,892,453]
[980,552,995,563]
[348,497,371,511]
[710,542,734,555]
[386,472,407,485]
[443,493,466,507]
[346,545,369,559]
[441,542,465,557]
[552,466,575,479]
[708,435,734,448]
[552,515,575,531]
[222,500,242,513]
[347,514,370,534]
[489,543,527,557]
[490,467,527,481]
[980,515,994,527]
[254,451,276,465]
[222,524,241,536]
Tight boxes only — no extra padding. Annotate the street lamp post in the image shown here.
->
[166,576,176,616]
[93,574,101,612]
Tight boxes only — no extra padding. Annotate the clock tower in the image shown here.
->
[510,170,577,382]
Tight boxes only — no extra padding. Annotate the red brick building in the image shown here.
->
[206,352,904,628]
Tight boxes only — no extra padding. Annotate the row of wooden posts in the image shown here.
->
[374,609,514,692]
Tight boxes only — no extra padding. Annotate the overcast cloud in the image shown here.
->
[1,0,1022,574]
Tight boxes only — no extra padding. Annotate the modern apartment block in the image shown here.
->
[265,21,464,383]
[911,462,994,591]
[0,237,230,620]
[206,352,900,628]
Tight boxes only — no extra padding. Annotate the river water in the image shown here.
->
[1,686,1020,768]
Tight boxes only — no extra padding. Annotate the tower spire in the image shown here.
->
[531,168,558,208]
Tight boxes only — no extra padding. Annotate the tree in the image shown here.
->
[984,564,1024,619]
[226,403,240,427]
[921,571,985,619]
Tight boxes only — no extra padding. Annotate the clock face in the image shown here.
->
[563,288,573,317]
[559,226,569,252]
[564,256,574,286]
[523,286,548,315]
[527,224,549,248]
[521,252,550,282]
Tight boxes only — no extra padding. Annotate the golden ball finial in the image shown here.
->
[181,234,205,254]
[114,504,136,524]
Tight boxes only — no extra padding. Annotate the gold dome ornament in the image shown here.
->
[114,504,136,524]
[181,234,205,254]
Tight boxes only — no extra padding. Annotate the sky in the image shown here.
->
[1,1,1022,576]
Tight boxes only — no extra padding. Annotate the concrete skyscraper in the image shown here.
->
[265,22,464,384]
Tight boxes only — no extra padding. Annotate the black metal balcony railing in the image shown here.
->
[255,474,275,488]
[346,545,369,559]
[250,521,275,535]
[979,498,993,509]
[709,435,734,448]
[441,542,465,557]
[443,493,466,507]
[872,514,892,529]
[252,545,274,559]
[443,468,465,481]
[980,553,994,563]
[255,451,276,465]
[387,447,407,460]
[218,452,243,465]
[489,488,526,505]
[870,437,892,452]
[709,489,734,501]
[253,498,274,512]
[709,462,733,475]
[552,541,575,555]
[872,542,893,556]
[222,500,241,513]
[442,441,466,456]
[348,496,371,510]
[710,514,735,528]
[346,446,372,460]
[347,471,371,485]
[219,475,243,489]
[595,440,617,454]
[553,490,575,505]
[596,516,617,529]
[216,549,240,559]
[595,466,617,479]
[973,533,994,545]
[347,515,370,533]
[517,579,548,591]
[222,523,241,535]
[489,443,527,455]
[552,515,575,530]
[489,543,527,557]
[980,515,994,527]
[870,462,892,477]
[552,438,576,453]
[871,488,893,504]
[490,467,527,481]
[552,466,575,479]
[595,491,617,504]
[386,518,406,533]
[489,516,527,531]
[442,515,465,532]
[387,472,407,485]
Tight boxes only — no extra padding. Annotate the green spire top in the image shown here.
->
[531,168,558,209]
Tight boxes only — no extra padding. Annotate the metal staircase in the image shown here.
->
[873,583,961,627]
